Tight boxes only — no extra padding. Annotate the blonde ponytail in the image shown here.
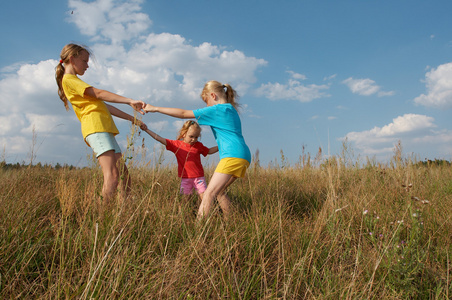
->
[201,80,239,109]
[55,61,69,110]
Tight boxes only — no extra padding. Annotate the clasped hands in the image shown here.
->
[130,102,158,131]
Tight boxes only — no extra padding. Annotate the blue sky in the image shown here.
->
[1,0,451,167]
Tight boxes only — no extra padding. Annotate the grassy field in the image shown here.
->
[0,150,451,299]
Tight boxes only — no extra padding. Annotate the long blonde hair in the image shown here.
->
[177,120,201,140]
[200,80,239,109]
[55,43,91,111]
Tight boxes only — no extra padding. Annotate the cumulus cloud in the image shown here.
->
[343,114,452,157]
[286,71,307,80]
[255,71,330,102]
[147,121,168,132]
[0,58,81,164]
[68,0,151,44]
[342,77,394,97]
[413,62,452,109]
[65,1,267,103]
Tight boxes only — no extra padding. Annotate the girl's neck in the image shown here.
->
[64,65,77,75]
[214,96,227,105]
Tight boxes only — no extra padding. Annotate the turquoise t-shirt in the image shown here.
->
[193,103,251,162]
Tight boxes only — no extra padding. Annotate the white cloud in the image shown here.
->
[376,114,435,137]
[342,77,394,97]
[0,114,25,134]
[342,114,452,158]
[0,60,57,115]
[81,34,267,103]
[22,114,68,134]
[413,62,452,109]
[147,121,168,132]
[287,71,307,80]
[65,0,268,102]
[255,71,330,102]
[68,0,151,44]
[172,120,186,132]
[0,59,83,163]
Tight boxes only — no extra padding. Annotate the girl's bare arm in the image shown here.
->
[144,104,195,119]
[106,104,147,129]
[144,128,167,145]
[208,146,218,155]
[85,87,146,115]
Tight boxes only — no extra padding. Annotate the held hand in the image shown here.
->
[144,104,158,113]
[130,118,147,130]
[130,100,147,115]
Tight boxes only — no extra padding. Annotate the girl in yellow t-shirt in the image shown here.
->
[55,43,147,202]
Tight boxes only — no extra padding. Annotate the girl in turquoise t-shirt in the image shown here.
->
[144,80,251,219]
[55,43,147,203]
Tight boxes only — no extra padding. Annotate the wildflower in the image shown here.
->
[369,232,373,236]
[412,213,418,217]
[412,196,430,204]
[397,220,404,224]
[379,234,383,238]
[363,209,368,215]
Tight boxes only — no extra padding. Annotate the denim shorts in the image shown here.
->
[85,132,121,158]
[180,177,207,195]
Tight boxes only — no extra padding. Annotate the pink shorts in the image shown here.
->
[180,177,207,195]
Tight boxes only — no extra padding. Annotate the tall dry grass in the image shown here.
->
[0,150,451,299]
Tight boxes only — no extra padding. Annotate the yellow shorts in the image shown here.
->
[215,158,250,178]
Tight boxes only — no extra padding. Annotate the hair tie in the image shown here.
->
[59,59,63,64]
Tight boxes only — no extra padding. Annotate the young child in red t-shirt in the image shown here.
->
[144,120,218,203]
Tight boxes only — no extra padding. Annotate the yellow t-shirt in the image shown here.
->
[62,74,119,140]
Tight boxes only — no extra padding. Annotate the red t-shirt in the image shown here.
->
[165,139,210,178]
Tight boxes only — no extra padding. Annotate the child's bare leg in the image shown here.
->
[217,191,232,216]
[116,154,131,199]
[198,173,235,219]
[97,150,120,202]
[217,177,236,217]
[197,193,204,205]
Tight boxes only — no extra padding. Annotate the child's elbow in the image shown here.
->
[183,111,195,119]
